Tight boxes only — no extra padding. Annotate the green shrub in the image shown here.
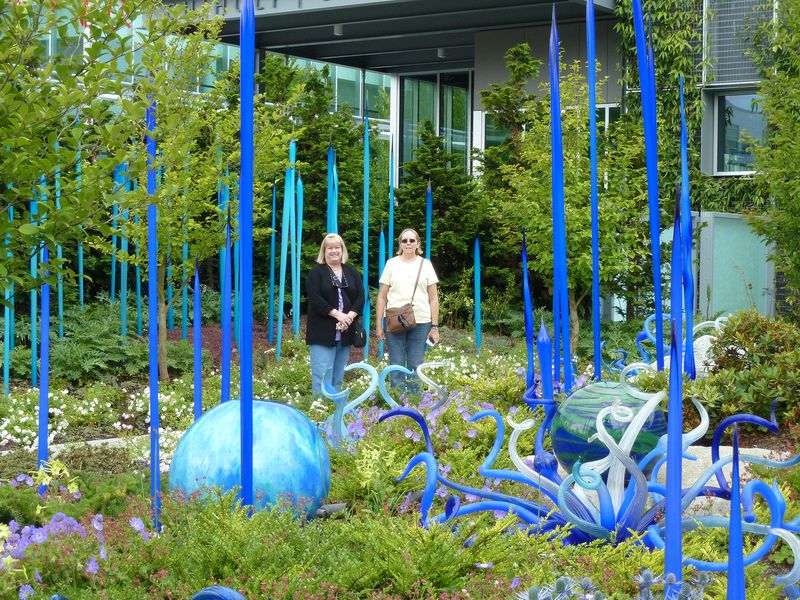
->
[708,310,800,372]
[633,311,800,422]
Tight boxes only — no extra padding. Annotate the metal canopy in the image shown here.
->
[171,0,616,73]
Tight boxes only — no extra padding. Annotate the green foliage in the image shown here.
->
[484,53,654,344]
[2,300,200,384]
[0,1,225,298]
[750,0,800,304]
[479,43,542,195]
[0,460,146,526]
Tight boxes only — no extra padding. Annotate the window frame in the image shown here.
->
[712,90,764,176]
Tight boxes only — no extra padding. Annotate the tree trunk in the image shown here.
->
[626,295,636,322]
[157,263,170,382]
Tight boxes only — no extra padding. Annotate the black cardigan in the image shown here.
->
[305,262,365,347]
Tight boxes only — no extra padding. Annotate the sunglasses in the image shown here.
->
[401,238,417,244]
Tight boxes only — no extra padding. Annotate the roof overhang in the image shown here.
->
[169,0,616,73]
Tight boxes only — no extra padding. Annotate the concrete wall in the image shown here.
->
[473,20,623,111]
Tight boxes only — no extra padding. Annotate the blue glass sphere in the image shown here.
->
[169,400,331,517]
[550,382,667,474]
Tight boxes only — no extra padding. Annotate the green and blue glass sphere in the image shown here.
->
[550,382,667,474]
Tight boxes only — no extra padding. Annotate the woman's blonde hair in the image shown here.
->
[396,228,423,256]
[316,233,349,264]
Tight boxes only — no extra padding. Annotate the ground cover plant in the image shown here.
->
[2,299,800,598]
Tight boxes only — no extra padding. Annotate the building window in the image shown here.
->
[400,72,470,176]
[200,43,239,92]
[365,71,391,120]
[715,92,765,174]
[400,75,436,169]
[333,65,361,115]
[440,72,469,170]
[484,114,511,149]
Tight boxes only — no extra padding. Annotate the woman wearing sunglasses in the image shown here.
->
[375,228,440,395]
[306,233,365,395]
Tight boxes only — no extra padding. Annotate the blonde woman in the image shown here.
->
[306,234,365,395]
[375,228,440,394]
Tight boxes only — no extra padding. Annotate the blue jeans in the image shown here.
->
[385,322,432,395]
[309,343,351,395]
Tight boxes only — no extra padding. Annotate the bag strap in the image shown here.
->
[410,258,425,305]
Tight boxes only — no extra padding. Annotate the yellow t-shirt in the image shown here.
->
[379,256,439,323]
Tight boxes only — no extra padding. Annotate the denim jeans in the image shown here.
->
[385,322,432,395]
[309,343,351,395]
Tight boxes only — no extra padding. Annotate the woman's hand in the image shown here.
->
[428,326,440,344]
[330,309,353,327]
[375,325,384,341]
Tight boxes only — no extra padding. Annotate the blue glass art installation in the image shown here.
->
[169,400,330,518]
[379,362,800,595]
[322,361,452,449]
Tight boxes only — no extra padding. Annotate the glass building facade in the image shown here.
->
[290,57,392,124]
[400,72,470,178]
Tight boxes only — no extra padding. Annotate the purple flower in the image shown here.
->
[129,517,145,532]
[347,419,367,439]
[400,492,412,513]
[480,402,495,410]
[34,570,42,583]
[511,577,520,589]
[420,391,434,407]
[475,561,494,569]
[467,429,478,438]
[30,528,47,544]
[435,485,448,498]
[18,584,34,600]
[91,514,103,532]
[493,510,507,519]
[509,406,519,415]
[85,557,99,575]
[99,545,107,560]
[411,431,421,443]
[71,490,82,500]
[516,367,525,376]
[403,428,413,439]
[8,521,19,534]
